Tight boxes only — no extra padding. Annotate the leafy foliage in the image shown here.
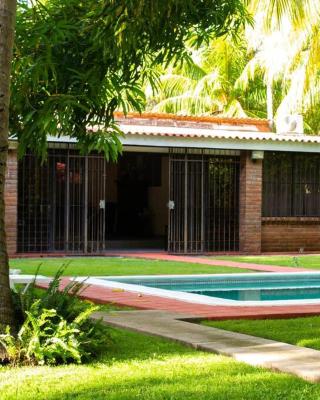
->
[147,35,269,118]
[0,300,99,365]
[11,0,249,160]
[147,0,320,133]
[2,266,107,366]
[12,264,87,324]
[240,0,320,129]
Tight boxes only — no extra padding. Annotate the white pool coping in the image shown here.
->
[75,272,320,307]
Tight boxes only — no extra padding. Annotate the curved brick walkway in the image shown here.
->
[107,251,311,273]
[38,278,320,320]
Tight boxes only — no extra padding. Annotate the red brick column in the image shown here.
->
[5,148,18,256]
[239,151,262,254]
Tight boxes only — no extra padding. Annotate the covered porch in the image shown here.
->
[16,145,241,254]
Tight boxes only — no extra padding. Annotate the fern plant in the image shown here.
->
[2,265,108,366]
[12,263,87,322]
[0,300,100,365]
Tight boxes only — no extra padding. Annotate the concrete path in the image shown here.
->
[95,310,320,382]
[108,251,310,273]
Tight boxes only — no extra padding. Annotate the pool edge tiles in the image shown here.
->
[77,272,320,307]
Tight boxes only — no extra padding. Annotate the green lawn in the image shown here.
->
[1,325,320,400]
[9,257,252,276]
[203,316,320,351]
[213,255,320,269]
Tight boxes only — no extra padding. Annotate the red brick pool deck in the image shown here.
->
[36,252,320,320]
[37,277,320,320]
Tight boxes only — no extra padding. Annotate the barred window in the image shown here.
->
[263,152,320,217]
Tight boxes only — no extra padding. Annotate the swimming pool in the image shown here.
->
[82,272,320,306]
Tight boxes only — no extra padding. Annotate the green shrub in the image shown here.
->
[12,264,87,323]
[2,265,108,366]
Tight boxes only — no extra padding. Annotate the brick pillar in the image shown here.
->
[239,151,262,254]
[5,148,18,256]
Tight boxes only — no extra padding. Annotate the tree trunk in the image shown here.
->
[266,80,273,123]
[0,0,16,331]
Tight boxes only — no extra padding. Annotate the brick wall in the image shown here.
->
[5,148,18,256]
[262,218,320,252]
[239,151,262,254]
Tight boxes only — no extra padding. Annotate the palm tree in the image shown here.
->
[236,13,299,122]
[248,0,313,30]
[146,36,268,118]
[150,0,320,132]
[239,0,320,130]
[0,0,16,330]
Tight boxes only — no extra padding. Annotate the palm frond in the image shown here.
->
[248,0,315,31]
[222,99,248,118]
[151,93,220,115]
[158,74,194,99]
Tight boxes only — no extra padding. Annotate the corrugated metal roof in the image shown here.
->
[118,124,320,144]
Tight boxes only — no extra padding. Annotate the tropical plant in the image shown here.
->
[238,0,320,129]
[1,267,107,365]
[248,0,314,31]
[147,35,268,118]
[149,0,320,130]
[0,300,100,365]
[11,264,85,324]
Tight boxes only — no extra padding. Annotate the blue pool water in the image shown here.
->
[106,273,320,302]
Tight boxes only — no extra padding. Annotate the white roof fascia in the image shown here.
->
[12,129,320,153]
[121,133,320,153]
[43,134,320,153]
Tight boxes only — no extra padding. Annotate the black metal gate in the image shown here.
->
[18,148,106,253]
[168,149,240,254]
[18,147,240,254]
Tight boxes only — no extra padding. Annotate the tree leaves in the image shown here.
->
[147,35,268,118]
[11,0,249,160]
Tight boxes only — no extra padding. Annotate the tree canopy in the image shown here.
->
[146,36,270,118]
[10,0,249,160]
[147,0,320,134]
[0,0,250,330]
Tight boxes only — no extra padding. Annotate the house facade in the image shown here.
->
[5,112,320,256]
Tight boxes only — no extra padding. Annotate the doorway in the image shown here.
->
[17,149,168,253]
[168,149,240,254]
[105,152,169,249]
